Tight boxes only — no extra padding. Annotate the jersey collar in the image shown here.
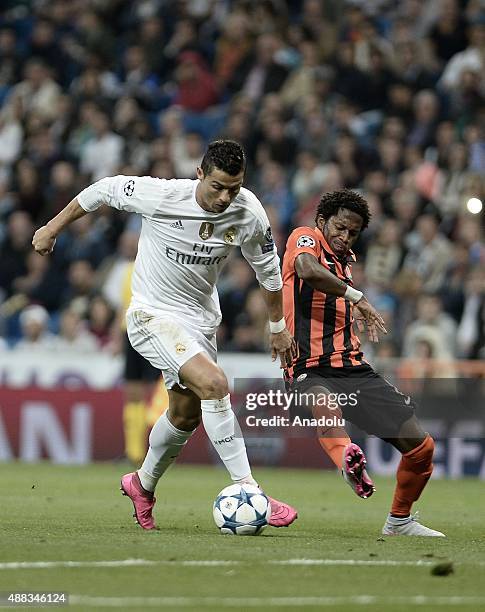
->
[314,226,356,262]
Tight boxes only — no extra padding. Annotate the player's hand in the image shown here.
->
[354,298,387,343]
[270,328,297,368]
[32,225,56,255]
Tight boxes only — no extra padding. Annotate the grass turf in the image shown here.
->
[1,462,484,611]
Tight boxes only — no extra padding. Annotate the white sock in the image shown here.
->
[387,513,411,524]
[201,394,257,484]
[138,411,194,492]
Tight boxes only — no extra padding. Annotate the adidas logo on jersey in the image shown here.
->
[169,220,184,230]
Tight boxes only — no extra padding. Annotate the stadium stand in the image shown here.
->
[0,0,483,362]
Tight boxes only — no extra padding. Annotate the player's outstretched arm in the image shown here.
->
[259,286,297,367]
[295,252,387,341]
[32,197,88,255]
[33,174,160,256]
[296,252,352,297]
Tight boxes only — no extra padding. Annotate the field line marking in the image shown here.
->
[68,595,485,607]
[0,558,461,570]
[272,559,436,566]
[0,559,156,570]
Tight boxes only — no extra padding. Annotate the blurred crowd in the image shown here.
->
[0,0,484,363]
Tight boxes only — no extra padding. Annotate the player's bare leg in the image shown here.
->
[303,384,375,499]
[181,352,297,527]
[382,416,445,536]
[121,387,200,529]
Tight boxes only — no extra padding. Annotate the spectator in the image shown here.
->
[79,108,123,181]
[407,90,440,149]
[332,41,369,106]
[291,150,329,207]
[437,142,470,217]
[440,243,469,323]
[403,213,453,293]
[0,99,23,177]
[60,214,109,269]
[457,267,485,358]
[46,161,80,218]
[28,18,66,84]
[138,17,166,76]
[229,33,289,101]
[279,40,321,108]
[214,12,253,90]
[0,27,21,88]
[0,211,33,298]
[61,259,97,315]
[172,131,204,178]
[403,294,458,358]
[120,45,159,108]
[7,58,61,122]
[54,306,98,352]
[365,218,403,289]
[439,16,485,93]
[426,0,468,65]
[86,294,115,349]
[173,51,219,112]
[10,250,64,312]
[15,304,56,351]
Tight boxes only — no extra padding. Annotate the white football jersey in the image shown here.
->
[78,175,281,332]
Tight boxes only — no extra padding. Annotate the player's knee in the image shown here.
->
[410,434,434,460]
[404,435,434,474]
[169,412,201,431]
[197,369,229,399]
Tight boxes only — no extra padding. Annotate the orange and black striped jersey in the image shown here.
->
[282,226,365,380]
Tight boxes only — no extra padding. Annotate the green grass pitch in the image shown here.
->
[1,462,485,611]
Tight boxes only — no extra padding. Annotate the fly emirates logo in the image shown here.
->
[165,242,228,265]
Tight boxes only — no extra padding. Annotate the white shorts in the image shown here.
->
[126,310,217,389]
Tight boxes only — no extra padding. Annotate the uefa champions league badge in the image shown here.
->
[296,235,315,248]
[123,179,135,197]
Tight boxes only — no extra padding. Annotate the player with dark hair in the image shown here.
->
[282,189,445,536]
[33,139,298,530]
[200,139,247,176]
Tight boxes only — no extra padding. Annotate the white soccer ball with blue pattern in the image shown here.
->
[213,483,271,535]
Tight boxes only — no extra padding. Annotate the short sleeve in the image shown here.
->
[77,175,167,216]
[284,227,321,270]
[240,197,282,291]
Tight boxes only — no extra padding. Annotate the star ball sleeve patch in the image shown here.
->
[282,227,320,271]
[296,235,316,248]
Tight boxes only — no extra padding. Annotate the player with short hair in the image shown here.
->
[282,189,445,536]
[33,139,297,530]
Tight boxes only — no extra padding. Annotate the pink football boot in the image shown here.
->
[120,472,157,530]
[266,496,298,527]
[342,443,375,499]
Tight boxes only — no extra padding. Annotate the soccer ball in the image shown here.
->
[213,483,271,535]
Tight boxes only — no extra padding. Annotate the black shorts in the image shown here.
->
[124,333,160,383]
[286,364,416,438]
